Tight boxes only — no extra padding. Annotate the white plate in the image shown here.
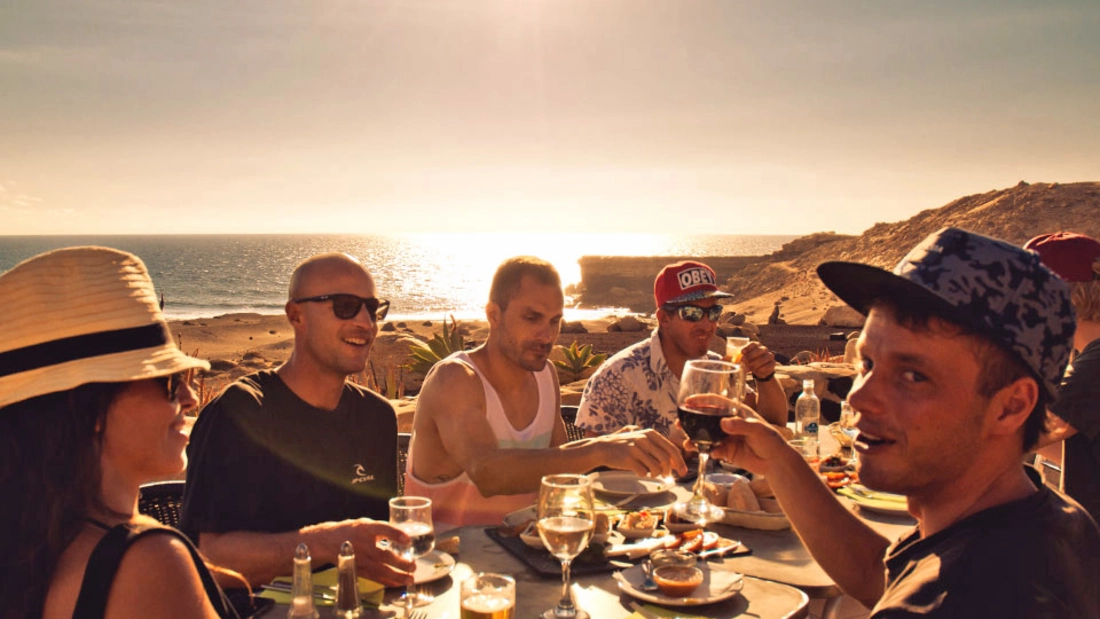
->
[414,550,455,584]
[588,471,674,498]
[614,563,743,607]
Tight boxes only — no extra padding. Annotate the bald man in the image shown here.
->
[182,253,414,587]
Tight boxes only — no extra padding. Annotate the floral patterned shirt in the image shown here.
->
[576,329,723,437]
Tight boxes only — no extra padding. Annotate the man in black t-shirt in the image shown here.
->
[182,253,415,587]
[711,228,1100,617]
[1027,231,1100,521]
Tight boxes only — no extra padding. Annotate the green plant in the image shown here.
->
[552,341,608,383]
[404,315,466,377]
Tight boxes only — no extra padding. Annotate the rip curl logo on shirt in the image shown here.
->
[352,464,376,484]
[677,267,716,290]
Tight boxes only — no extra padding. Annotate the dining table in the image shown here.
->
[272,478,916,619]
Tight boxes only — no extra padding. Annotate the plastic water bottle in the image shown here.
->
[795,379,820,459]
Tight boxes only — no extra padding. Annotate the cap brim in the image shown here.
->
[816,261,973,328]
[665,290,734,305]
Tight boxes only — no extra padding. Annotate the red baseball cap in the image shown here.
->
[1024,231,1100,283]
[653,260,732,308]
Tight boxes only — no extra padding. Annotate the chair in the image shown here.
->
[138,480,186,528]
[560,405,586,443]
[397,432,411,496]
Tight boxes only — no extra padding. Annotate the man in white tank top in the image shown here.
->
[406,256,687,531]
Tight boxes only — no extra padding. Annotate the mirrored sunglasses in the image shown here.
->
[293,294,390,321]
[666,303,723,323]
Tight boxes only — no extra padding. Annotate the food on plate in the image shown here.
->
[436,534,460,555]
[725,477,761,512]
[748,476,773,498]
[758,497,783,513]
[702,480,729,507]
[822,470,855,490]
[652,565,704,598]
[619,510,659,531]
[818,454,851,472]
[649,549,697,568]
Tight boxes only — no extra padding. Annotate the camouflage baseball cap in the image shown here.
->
[817,227,1075,399]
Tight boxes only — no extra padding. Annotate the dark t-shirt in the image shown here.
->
[181,370,398,538]
[1051,338,1100,521]
[872,486,1100,618]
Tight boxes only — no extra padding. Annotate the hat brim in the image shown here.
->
[0,344,210,409]
[816,261,975,329]
[664,290,734,306]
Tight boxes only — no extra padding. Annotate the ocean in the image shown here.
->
[0,233,797,321]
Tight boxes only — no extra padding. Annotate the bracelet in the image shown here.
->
[753,371,776,383]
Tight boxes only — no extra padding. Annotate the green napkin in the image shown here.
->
[257,567,385,608]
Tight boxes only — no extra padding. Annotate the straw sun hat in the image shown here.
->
[0,246,210,409]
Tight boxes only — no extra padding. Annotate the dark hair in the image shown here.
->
[874,300,1049,451]
[0,383,123,619]
[489,256,561,312]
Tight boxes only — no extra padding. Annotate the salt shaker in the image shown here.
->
[287,543,319,619]
[334,540,362,618]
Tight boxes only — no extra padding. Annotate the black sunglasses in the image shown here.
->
[155,372,185,402]
[293,294,390,321]
[665,303,723,323]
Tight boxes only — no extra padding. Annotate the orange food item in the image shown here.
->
[678,529,705,553]
[702,531,720,550]
[653,565,703,598]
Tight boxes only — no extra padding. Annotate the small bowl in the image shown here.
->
[652,565,704,598]
[649,549,697,569]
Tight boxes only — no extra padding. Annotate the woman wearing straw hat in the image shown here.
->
[0,247,241,618]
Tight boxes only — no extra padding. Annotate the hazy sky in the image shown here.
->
[2,0,1097,236]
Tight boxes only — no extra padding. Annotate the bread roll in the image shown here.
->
[758,497,783,514]
[749,476,774,498]
[703,481,729,507]
[726,477,761,512]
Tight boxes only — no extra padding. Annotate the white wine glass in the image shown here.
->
[674,359,744,526]
[389,496,435,616]
[537,474,595,619]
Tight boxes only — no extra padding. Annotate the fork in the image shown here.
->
[408,611,428,619]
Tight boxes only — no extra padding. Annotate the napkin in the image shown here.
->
[257,567,385,607]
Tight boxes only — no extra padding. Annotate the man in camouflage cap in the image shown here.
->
[712,227,1100,617]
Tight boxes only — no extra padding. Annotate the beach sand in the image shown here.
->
[170,290,847,412]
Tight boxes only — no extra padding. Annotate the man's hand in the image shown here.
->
[308,519,417,587]
[592,428,688,478]
[739,342,777,382]
[689,400,795,476]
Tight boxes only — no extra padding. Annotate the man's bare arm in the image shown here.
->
[421,361,685,497]
[712,414,891,607]
[198,519,415,587]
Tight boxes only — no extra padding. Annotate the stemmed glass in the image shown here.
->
[674,359,744,526]
[537,474,595,619]
[388,496,435,617]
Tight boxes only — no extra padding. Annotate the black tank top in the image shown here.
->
[71,520,239,619]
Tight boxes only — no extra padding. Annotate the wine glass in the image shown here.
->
[675,359,744,526]
[388,496,435,616]
[838,400,859,466]
[537,474,595,619]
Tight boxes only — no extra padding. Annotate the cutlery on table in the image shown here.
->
[261,582,335,602]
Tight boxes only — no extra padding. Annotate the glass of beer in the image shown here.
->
[725,336,751,363]
[674,359,744,526]
[461,573,515,619]
[537,474,595,619]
